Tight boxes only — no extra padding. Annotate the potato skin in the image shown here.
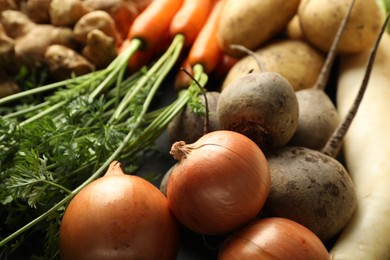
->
[298,0,382,53]
[217,0,300,58]
[222,39,325,91]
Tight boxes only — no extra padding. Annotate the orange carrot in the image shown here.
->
[112,2,140,40]
[174,58,193,91]
[169,0,212,47]
[212,54,239,80]
[187,0,224,74]
[127,0,183,50]
[119,33,171,72]
[126,47,155,73]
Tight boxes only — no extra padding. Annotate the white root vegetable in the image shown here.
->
[331,31,390,259]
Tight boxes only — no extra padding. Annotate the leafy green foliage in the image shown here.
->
[0,34,188,259]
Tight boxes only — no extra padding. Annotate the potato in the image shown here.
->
[222,39,325,91]
[298,0,382,53]
[286,15,305,41]
[217,0,300,58]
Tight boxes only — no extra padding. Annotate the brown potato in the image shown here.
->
[217,0,300,58]
[222,39,325,91]
[286,15,305,41]
[298,0,382,53]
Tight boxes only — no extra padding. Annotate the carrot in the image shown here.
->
[211,54,239,85]
[127,0,183,51]
[120,41,155,72]
[187,0,224,74]
[111,0,215,120]
[119,33,171,73]
[174,58,193,91]
[88,0,184,100]
[169,0,212,47]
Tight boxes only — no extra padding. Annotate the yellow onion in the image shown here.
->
[167,130,270,235]
[59,161,180,260]
[218,217,330,259]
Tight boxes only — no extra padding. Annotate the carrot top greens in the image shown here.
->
[0,33,200,259]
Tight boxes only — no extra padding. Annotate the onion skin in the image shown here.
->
[167,130,270,235]
[218,217,330,260]
[59,161,180,260]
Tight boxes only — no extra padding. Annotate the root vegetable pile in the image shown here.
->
[287,0,357,150]
[167,130,270,235]
[0,0,149,93]
[0,0,389,259]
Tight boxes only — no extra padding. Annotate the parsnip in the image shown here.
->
[331,32,390,259]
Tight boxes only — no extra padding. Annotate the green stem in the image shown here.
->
[109,35,185,123]
[3,101,50,119]
[123,90,190,157]
[0,74,90,106]
[11,179,72,195]
[0,96,148,249]
[88,39,142,102]
[0,36,186,248]
[192,63,209,87]
[19,101,67,126]
[0,89,190,248]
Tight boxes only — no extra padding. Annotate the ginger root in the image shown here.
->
[82,0,150,39]
[82,29,118,69]
[44,44,95,80]
[73,10,122,46]
[49,0,90,27]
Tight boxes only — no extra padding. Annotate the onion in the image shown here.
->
[59,161,180,260]
[167,130,270,235]
[218,217,330,260]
